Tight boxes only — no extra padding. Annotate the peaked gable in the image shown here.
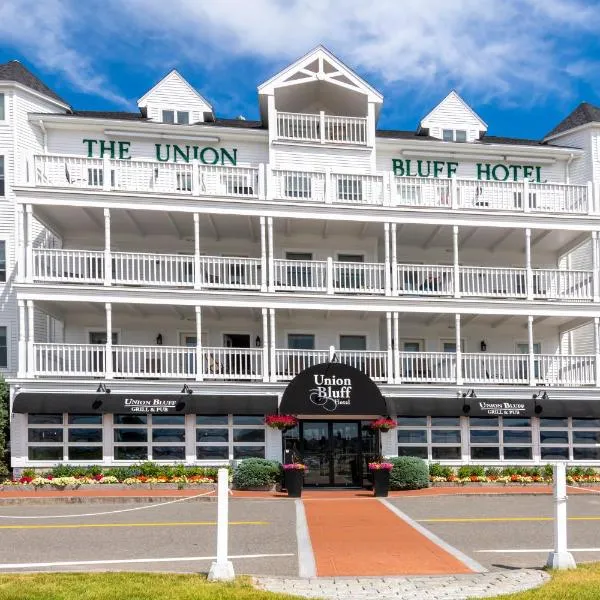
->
[420,91,487,141]
[544,102,600,139]
[258,45,382,104]
[137,70,212,122]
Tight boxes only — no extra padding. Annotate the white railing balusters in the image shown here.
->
[398,352,456,383]
[199,256,261,290]
[330,173,384,205]
[202,347,263,380]
[273,259,328,292]
[460,267,527,298]
[397,264,454,295]
[276,112,367,145]
[333,262,385,294]
[112,252,195,287]
[33,249,105,283]
[336,350,388,381]
[273,349,330,381]
[462,353,528,384]
[533,269,593,301]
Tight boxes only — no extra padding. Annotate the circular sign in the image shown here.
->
[279,362,388,416]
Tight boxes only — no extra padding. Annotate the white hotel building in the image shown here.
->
[2,47,600,485]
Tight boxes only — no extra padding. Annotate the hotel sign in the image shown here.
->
[123,397,180,414]
[82,139,238,165]
[470,399,532,417]
[280,362,388,416]
[391,158,543,182]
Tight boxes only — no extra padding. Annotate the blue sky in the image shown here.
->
[2,0,600,139]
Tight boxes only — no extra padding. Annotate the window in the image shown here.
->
[0,326,6,368]
[222,174,254,196]
[337,177,363,203]
[284,252,314,288]
[397,416,462,460]
[162,110,189,124]
[0,241,5,282]
[442,129,467,142]
[469,417,532,461]
[284,173,312,199]
[0,94,4,120]
[0,156,4,196]
[27,414,103,461]
[339,335,366,350]
[196,414,265,460]
[288,334,315,350]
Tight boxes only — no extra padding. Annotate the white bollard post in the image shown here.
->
[208,468,235,580]
[546,462,576,570]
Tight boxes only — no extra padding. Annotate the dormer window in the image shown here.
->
[162,109,190,124]
[443,129,467,142]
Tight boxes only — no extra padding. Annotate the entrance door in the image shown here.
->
[299,421,365,487]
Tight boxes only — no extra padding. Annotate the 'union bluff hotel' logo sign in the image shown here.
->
[309,374,352,412]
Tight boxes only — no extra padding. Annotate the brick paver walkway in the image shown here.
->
[255,570,549,599]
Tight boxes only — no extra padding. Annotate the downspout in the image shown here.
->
[38,119,47,154]
[565,152,575,184]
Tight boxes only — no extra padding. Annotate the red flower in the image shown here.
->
[369,418,398,431]
[265,415,298,430]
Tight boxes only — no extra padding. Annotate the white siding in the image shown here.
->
[547,128,591,184]
[420,91,486,141]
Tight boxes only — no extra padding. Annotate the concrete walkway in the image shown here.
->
[255,570,549,599]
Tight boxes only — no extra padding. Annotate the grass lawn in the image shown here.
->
[0,573,303,600]
[490,563,600,599]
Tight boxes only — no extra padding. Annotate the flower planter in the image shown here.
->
[284,469,304,498]
[372,469,390,497]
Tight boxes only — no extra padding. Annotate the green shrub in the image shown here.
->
[543,464,554,479]
[471,465,485,477]
[457,465,473,479]
[388,457,429,490]
[232,459,281,489]
[429,463,452,478]
[485,466,501,478]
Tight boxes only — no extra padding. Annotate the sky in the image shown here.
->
[1,0,600,139]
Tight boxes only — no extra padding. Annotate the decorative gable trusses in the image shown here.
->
[419,91,487,142]
[258,46,383,122]
[137,70,213,123]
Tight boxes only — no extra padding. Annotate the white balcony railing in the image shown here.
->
[30,154,592,216]
[30,344,599,386]
[276,111,368,145]
[31,249,597,303]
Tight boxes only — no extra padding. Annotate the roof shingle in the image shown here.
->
[0,60,68,106]
[545,102,600,138]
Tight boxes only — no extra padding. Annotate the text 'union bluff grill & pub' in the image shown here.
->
[4,46,600,485]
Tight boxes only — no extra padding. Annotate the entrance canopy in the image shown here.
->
[279,362,388,416]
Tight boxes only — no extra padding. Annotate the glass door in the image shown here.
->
[301,422,330,486]
[331,421,361,486]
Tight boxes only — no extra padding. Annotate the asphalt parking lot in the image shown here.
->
[392,494,600,570]
[0,499,298,575]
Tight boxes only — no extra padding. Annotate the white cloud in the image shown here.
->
[0,0,130,107]
[0,0,598,109]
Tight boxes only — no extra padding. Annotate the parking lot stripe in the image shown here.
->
[0,553,296,570]
[295,500,316,578]
[477,548,600,553]
[419,516,600,523]
[0,520,267,530]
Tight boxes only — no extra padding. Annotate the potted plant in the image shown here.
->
[369,418,397,432]
[369,462,393,497]
[265,414,298,431]
[283,463,306,497]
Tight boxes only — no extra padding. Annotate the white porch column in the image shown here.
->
[269,308,276,382]
[104,208,111,286]
[386,312,393,383]
[194,213,201,290]
[267,217,275,292]
[195,306,203,382]
[393,311,400,384]
[384,223,391,296]
[453,225,460,298]
[391,223,398,295]
[595,317,600,387]
[105,302,113,379]
[262,308,269,382]
[16,204,25,282]
[260,217,267,292]
[26,300,34,378]
[455,314,463,385]
[18,300,26,378]
[25,204,33,283]
[592,232,599,302]
[528,315,535,386]
[525,228,534,300]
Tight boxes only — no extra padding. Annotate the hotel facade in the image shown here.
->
[2,47,600,485]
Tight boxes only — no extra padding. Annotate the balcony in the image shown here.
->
[275,111,368,145]
[31,249,594,302]
[30,344,597,387]
[25,155,592,217]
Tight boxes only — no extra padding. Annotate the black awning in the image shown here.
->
[12,393,278,415]
[388,396,600,418]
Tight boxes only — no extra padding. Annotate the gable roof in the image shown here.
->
[544,102,600,139]
[258,45,383,103]
[137,69,212,109]
[420,90,487,131]
[0,60,69,107]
